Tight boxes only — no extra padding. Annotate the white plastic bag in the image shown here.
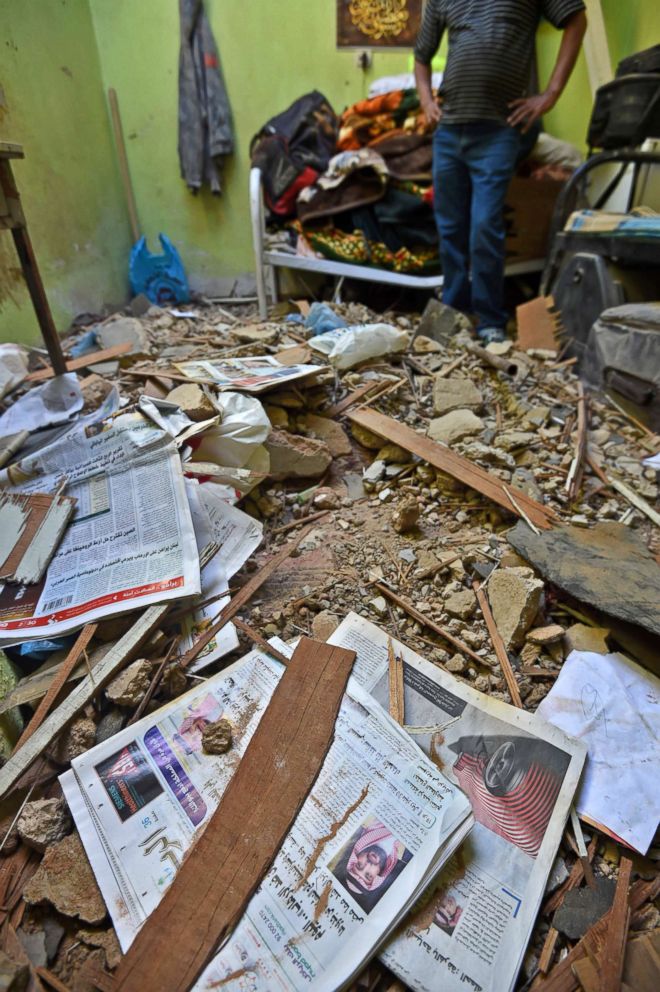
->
[308,322,408,370]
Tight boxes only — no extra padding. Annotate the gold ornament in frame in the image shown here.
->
[337,0,424,48]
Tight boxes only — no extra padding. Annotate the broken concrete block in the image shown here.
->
[350,421,385,450]
[496,430,536,452]
[24,832,107,924]
[412,334,443,354]
[0,949,28,992]
[302,413,352,457]
[166,383,216,422]
[446,653,468,674]
[106,658,152,707]
[370,596,388,618]
[377,443,410,464]
[487,567,545,649]
[201,718,233,755]
[16,929,47,969]
[445,589,477,620]
[17,798,72,854]
[428,410,484,445]
[50,717,96,765]
[312,487,340,510]
[526,625,565,646]
[264,404,289,428]
[564,623,611,655]
[77,928,122,971]
[433,377,483,416]
[265,429,332,480]
[414,299,472,344]
[96,316,150,356]
[391,498,420,534]
[311,610,339,641]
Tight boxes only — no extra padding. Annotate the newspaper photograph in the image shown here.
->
[328,614,587,992]
[62,640,473,991]
[181,480,263,671]
[0,410,200,643]
[174,356,323,393]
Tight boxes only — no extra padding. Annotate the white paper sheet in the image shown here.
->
[537,650,660,855]
[0,373,83,434]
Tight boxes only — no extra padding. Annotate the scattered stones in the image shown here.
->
[312,611,340,641]
[370,596,388,618]
[433,377,483,416]
[17,798,72,854]
[564,623,611,654]
[266,429,332,479]
[415,299,472,344]
[445,589,477,620]
[106,658,152,707]
[391,498,420,534]
[302,413,352,457]
[487,567,545,649]
[312,487,340,510]
[201,718,233,755]
[526,625,565,646]
[24,833,106,924]
[166,383,216,421]
[96,315,150,357]
[446,653,468,674]
[77,927,122,971]
[412,334,443,354]
[428,409,485,445]
[50,717,96,765]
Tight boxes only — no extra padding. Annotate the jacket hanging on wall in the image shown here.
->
[178,0,234,195]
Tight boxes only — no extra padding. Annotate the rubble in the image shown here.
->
[428,409,485,444]
[16,798,72,853]
[166,383,216,421]
[433,376,483,415]
[201,717,233,755]
[391,498,420,534]
[49,716,97,764]
[487,567,545,648]
[23,832,107,924]
[444,589,477,620]
[105,658,153,707]
[265,429,333,479]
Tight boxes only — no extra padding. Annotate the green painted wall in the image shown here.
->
[0,0,132,346]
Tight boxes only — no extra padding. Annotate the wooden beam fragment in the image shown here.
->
[326,380,386,418]
[348,408,555,530]
[566,384,588,502]
[598,857,633,992]
[178,524,314,669]
[387,638,405,725]
[25,342,133,382]
[472,580,523,708]
[113,637,355,992]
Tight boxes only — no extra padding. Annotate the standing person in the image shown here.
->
[415,1,587,342]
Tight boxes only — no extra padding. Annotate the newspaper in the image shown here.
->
[0,410,200,643]
[327,614,587,992]
[62,640,473,991]
[174,356,323,393]
[182,480,263,671]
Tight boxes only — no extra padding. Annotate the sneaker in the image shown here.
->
[476,326,507,344]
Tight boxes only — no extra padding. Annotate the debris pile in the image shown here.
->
[0,296,658,992]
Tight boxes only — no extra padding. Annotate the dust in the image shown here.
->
[294,784,370,892]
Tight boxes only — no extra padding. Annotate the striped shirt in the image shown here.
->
[414,0,586,124]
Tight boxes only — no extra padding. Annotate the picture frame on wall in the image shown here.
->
[337,0,424,49]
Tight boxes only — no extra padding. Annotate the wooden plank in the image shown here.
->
[387,638,405,725]
[0,491,76,585]
[113,637,355,992]
[598,857,633,992]
[348,408,555,530]
[13,623,97,751]
[25,342,133,382]
[178,523,315,669]
[0,605,168,799]
[473,580,523,708]
[566,384,588,503]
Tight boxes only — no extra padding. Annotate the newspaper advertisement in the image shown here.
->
[181,480,263,671]
[328,614,587,992]
[62,640,473,991]
[174,356,322,393]
[0,410,200,644]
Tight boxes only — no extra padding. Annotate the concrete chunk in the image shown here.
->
[428,410,484,445]
[265,429,332,480]
[488,567,545,649]
[433,377,483,416]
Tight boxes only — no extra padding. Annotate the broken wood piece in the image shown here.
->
[270,509,329,536]
[387,638,405,726]
[35,967,72,992]
[374,583,484,667]
[325,381,386,418]
[566,383,588,502]
[0,491,76,585]
[13,623,98,751]
[516,296,560,352]
[25,342,133,382]
[598,856,633,992]
[348,408,555,530]
[472,580,523,707]
[178,523,315,669]
[113,637,355,992]
[232,617,291,666]
[0,604,169,798]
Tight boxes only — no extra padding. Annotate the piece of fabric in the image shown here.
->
[178,0,234,194]
[295,221,439,274]
[432,121,520,329]
[414,0,586,125]
[251,91,338,218]
[297,149,389,222]
[338,89,432,151]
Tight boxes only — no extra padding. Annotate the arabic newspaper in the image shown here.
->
[174,356,322,393]
[62,639,473,991]
[0,411,200,643]
[328,614,587,992]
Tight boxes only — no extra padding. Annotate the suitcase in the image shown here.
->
[588,74,660,149]
[616,44,660,78]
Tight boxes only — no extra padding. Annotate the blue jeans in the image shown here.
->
[433,122,520,330]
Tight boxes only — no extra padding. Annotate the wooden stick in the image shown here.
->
[472,580,523,708]
[434,355,465,379]
[25,343,133,382]
[325,381,383,417]
[270,510,329,536]
[35,968,72,992]
[113,638,355,992]
[374,583,484,667]
[12,624,98,751]
[232,617,291,666]
[178,524,315,670]
[598,857,633,992]
[566,383,589,502]
[388,639,405,726]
